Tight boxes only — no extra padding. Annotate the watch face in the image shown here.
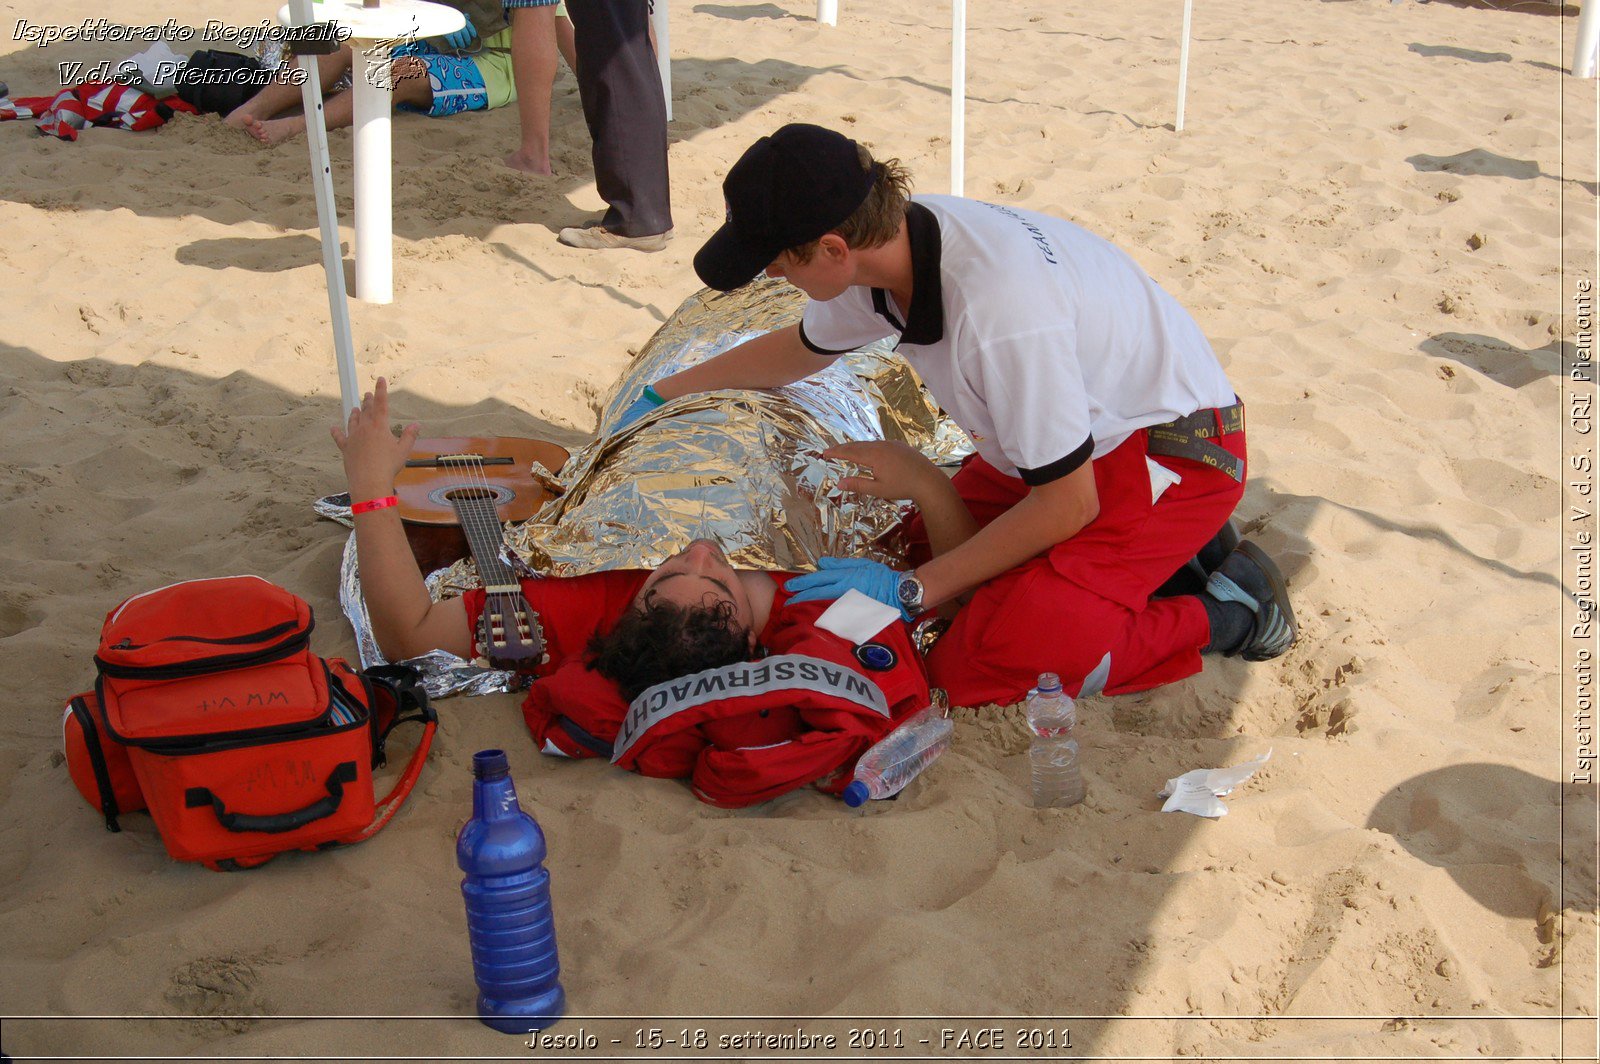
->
[897,574,922,608]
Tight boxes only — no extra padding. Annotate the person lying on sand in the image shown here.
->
[333,378,976,805]
[226,0,576,173]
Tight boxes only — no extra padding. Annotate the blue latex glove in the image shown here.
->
[616,384,666,430]
[443,15,477,50]
[784,558,912,620]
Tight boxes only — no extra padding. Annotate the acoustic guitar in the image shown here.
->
[394,436,569,670]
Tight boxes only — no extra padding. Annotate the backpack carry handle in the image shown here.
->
[185,762,358,834]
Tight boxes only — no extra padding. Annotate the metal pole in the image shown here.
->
[287,0,360,418]
[1176,0,1193,131]
[1576,0,1600,79]
[951,0,965,196]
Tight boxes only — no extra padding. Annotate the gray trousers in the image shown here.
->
[567,0,673,236]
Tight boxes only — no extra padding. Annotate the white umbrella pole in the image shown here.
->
[1176,0,1193,131]
[651,0,672,120]
[951,0,965,196]
[287,0,359,418]
[817,1,838,27]
[1576,0,1600,79]
[349,39,394,305]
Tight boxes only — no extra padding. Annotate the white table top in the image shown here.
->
[277,0,465,41]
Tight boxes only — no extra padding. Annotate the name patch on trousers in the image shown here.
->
[612,654,891,764]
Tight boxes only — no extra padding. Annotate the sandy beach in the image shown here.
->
[0,0,1595,1059]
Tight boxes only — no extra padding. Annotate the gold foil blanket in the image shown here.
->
[501,278,971,578]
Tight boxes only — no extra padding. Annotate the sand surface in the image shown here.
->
[1,0,1595,1059]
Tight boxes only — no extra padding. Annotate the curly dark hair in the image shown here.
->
[586,598,754,701]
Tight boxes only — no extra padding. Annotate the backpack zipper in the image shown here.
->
[107,618,302,652]
[95,623,314,681]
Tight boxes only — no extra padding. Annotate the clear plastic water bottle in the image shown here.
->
[457,749,566,1033]
[842,704,953,807]
[1026,672,1085,808]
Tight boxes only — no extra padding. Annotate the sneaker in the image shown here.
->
[556,224,673,252]
[1203,540,1297,661]
[1155,518,1241,598]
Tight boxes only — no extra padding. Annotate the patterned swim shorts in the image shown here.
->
[392,40,489,117]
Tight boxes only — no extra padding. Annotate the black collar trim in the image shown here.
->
[870,201,944,345]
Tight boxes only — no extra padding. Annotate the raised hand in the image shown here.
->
[330,377,421,501]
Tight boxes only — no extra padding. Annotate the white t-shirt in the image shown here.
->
[800,195,1236,484]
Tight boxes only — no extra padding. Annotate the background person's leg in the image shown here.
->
[555,12,578,73]
[388,56,435,111]
[505,3,559,175]
[225,45,353,129]
[564,0,672,238]
[242,56,431,147]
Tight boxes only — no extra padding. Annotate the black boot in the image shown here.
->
[1155,518,1242,598]
[1200,541,1298,661]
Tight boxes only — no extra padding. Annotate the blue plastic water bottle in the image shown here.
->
[456,749,566,1034]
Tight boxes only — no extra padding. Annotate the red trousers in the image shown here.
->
[912,421,1247,707]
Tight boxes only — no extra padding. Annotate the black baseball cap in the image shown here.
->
[693,124,877,292]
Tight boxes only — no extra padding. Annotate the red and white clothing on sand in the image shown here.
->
[461,571,932,808]
[799,194,1245,707]
[0,82,196,140]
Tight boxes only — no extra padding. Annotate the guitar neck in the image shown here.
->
[449,489,546,669]
[450,492,517,587]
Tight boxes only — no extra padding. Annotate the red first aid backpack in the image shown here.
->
[62,576,436,870]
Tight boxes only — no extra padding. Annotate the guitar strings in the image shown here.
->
[443,451,505,648]
[458,450,529,645]
[464,453,505,648]
[462,454,506,634]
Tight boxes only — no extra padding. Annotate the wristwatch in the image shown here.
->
[895,570,926,618]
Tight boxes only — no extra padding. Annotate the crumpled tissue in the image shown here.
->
[1157,749,1272,818]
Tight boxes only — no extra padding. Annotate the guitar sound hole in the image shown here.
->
[430,484,514,508]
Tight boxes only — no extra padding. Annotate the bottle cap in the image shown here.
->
[473,749,510,780]
[842,781,870,807]
[1037,672,1063,693]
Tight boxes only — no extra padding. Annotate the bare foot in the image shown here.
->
[504,147,552,176]
[243,113,304,147]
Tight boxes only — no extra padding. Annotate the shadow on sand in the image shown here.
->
[1421,332,1568,391]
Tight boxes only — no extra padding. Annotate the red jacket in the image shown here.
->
[463,572,931,807]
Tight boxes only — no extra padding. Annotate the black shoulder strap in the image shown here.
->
[70,697,121,833]
[362,664,437,766]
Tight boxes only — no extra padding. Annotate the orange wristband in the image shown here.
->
[350,494,399,515]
